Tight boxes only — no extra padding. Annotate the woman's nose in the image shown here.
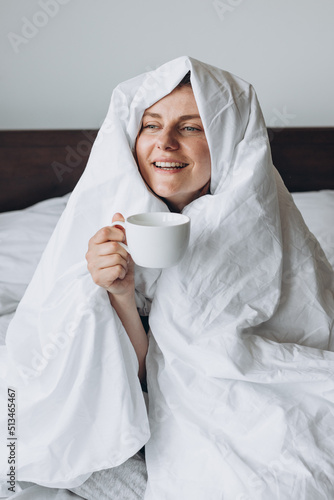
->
[156,128,179,150]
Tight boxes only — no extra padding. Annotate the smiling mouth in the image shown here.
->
[153,162,188,170]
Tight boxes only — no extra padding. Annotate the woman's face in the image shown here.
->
[135,86,211,212]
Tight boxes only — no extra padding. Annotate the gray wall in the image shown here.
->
[1,0,334,129]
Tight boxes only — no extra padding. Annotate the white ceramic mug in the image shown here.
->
[110,212,191,268]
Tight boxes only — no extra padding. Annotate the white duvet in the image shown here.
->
[1,56,334,499]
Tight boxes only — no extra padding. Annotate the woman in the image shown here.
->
[86,72,211,387]
[2,57,334,500]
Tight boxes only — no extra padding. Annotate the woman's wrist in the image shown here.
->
[108,289,136,308]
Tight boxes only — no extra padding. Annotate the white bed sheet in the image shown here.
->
[0,189,333,347]
[0,194,70,318]
[0,194,70,347]
[0,483,82,499]
[0,189,333,498]
[0,189,333,332]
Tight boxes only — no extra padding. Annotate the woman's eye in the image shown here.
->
[183,126,200,132]
[143,124,158,129]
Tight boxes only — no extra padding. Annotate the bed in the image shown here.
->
[0,127,334,498]
[1,127,334,338]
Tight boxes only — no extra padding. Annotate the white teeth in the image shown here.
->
[154,162,187,168]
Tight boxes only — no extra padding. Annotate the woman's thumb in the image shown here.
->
[112,212,125,223]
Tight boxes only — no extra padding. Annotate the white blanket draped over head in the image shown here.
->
[1,56,334,499]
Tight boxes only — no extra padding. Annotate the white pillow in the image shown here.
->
[292,190,334,268]
[0,194,70,314]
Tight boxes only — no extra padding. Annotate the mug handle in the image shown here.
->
[110,221,129,252]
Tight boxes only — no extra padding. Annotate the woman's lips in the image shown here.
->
[153,161,188,170]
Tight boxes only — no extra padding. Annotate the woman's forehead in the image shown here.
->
[143,86,201,120]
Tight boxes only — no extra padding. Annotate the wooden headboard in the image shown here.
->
[1,128,334,212]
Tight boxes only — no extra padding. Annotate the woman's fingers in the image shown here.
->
[88,250,127,272]
[86,213,132,293]
[112,212,125,223]
[87,249,128,284]
[92,240,129,259]
[88,226,125,246]
[111,213,127,244]
[94,263,128,288]
[87,242,128,271]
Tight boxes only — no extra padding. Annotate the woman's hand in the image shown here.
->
[86,213,135,298]
[86,213,148,383]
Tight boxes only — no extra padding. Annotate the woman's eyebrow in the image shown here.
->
[143,112,161,118]
[179,114,201,121]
